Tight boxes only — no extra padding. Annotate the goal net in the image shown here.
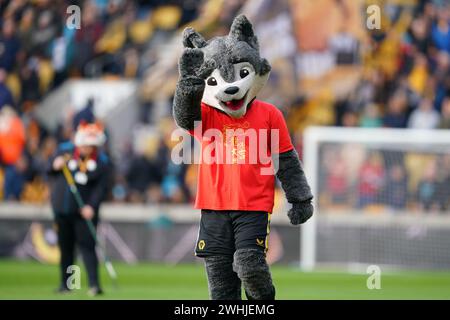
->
[301,127,450,271]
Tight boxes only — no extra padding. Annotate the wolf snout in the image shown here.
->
[224,86,239,95]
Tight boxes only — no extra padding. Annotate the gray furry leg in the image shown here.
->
[204,255,242,300]
[233,249,275,300]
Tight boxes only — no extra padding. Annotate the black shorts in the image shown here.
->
[195,209,271,257]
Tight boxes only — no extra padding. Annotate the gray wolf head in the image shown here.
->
[183,15,271,118]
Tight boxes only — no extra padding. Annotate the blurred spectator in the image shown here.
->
[407,15,431,54]
[341,110,359,127]
[73,2,104,75]
[112,174,127,202]
[383,91,409,128]
[161,161,188,203]
[431,11,450,53]
[31,6,60,55]
[357,152,385,208]
[439,97,450,129]
[50,32,74,88]
[325,154,349,205]
[18,7,35,53]
[384,164,408,210]
[0,69,14,110]
[417,160,438,211]
[125,145,165,203]
[19,58,40,109]
[408,97,440,129]
[407,53,428,96]
[0,106,26,199]
[360,104,382,128]
[329,25,359,65]
[31,136,57,178]
[433,51,449,110]
[0,18,20,72]
[434,155,450,211]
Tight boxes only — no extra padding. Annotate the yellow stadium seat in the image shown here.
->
[129,20,154,44]
[151,6,181,30]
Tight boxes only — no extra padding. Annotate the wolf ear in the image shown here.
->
[229,15,258,49]
[182,27,207,48]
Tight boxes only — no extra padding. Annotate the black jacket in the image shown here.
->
[47,142,110,216]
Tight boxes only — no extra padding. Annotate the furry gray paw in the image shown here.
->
[183,27,207,49]
[179,48,215,79]
[179,48,204,77]
[288,200,313,225]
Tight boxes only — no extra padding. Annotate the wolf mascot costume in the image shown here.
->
[173,15,313,300]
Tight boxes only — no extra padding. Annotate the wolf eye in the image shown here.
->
[207,77,217,86]
[240,68,250,79]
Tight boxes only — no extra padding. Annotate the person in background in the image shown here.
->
[417,160,438,212]
[439,96,450,129]
[408,97,440,129]
[341,110,359,127]
[357,152,385,208]
[19,58,41,108]
[0,106,26,200]
[325,154,349,206]
[0,69,15,111]
[383,91,409,128]
[0,18,20,72]
[47,121,110,296]
[384,164,408,210]
[431,10,450,54]
[360,103,382,128]
[434,155,450,212]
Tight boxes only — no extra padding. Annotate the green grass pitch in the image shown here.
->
[1,259,449,299]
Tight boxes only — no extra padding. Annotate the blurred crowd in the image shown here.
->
[0,0,200,202]
[334,0,450,130]
[319,145,450,213]
[1,0,204,108]
[0,0,449,213]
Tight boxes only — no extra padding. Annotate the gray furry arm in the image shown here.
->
[276,149,313,203]
[276,149,314,225]
[173,76,204,131]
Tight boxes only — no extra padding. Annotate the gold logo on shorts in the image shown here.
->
[256,238,265,247]
[198,240,206,250]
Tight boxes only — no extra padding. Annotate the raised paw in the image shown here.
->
[179,48,216,80]
[179,48,204,78]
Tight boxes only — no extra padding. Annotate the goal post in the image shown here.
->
[301,127,450,271]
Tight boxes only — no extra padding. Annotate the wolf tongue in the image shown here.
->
[225,99,244,110]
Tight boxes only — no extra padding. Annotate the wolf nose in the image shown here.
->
[224,86,239,95]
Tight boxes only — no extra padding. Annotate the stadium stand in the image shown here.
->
[0,0,448,216]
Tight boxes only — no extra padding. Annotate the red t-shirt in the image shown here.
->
[190,100,293,213]
[358,164,384,196]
